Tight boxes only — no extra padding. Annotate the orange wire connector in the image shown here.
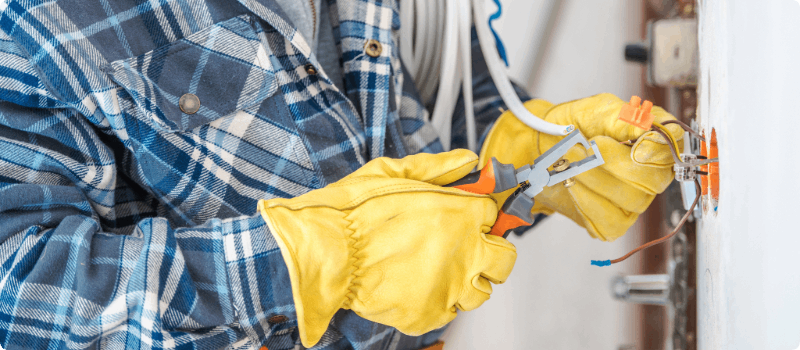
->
[618,96,655,130]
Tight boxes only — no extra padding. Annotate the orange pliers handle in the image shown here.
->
[447,158,535,238]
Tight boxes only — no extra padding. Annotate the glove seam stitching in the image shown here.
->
[342,217,363,309]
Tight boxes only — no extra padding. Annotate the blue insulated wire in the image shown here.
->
[591,260,611,267]
[488,0,509,66]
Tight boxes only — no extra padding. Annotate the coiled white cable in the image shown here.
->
[399,0,573,151]
[428,0,460,149]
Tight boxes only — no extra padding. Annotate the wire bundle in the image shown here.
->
[399,0,573,152]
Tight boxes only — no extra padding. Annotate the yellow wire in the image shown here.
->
[652,122,681,154]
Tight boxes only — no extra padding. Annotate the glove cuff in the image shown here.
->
[258,201,355,348]
[479,98,554,165]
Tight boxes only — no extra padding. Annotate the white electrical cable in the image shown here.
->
[470,0,573,136]
[457,0,476,152]
[399,0,415,77]
[429,0,461,150]
[399,0,572,152]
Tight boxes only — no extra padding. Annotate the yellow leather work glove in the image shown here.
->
[480,93,683,242]
[257,150,517,347]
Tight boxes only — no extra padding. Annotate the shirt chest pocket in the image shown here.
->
[104,14,322,227]
[108,15,278,133]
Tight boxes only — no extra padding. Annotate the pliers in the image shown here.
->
[447,131,605,238]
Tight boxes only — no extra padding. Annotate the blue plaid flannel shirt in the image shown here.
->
[0,0,532,349]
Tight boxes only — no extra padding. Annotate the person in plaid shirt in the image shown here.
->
[0,0,684,349]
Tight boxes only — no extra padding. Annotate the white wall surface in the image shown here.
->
[442,1,643,349]
[697,0,800,349]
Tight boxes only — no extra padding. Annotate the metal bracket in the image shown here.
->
[677,125,705,217]
[674,153,698,182]
[611,232,691,350]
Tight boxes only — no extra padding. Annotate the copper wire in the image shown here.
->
[594,122,719,265]
[651,126,688,166]
[661,119,705,142]
[651,126,719,167]
[608,178,701,265]
[604,124,712,265]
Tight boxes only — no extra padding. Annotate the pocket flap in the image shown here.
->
[109,15,277,132]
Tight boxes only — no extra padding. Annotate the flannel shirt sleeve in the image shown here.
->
[0,32,295,350]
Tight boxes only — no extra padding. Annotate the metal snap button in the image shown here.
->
[179,93,200,114]
[268,315,288,324]
[304,63,317,75]
[364,39,382,57]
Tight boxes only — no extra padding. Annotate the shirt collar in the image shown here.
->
[235,0,312,57]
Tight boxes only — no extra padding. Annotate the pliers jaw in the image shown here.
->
[447,130,605,238]
[516,131,605,199]
[495,130,605,238]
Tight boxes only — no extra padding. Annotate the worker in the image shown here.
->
[0,0,683,349]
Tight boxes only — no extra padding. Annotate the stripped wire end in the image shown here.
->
[591,260,611,267]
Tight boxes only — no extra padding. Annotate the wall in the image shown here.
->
[697,0,800,348]
[442,1,643,349]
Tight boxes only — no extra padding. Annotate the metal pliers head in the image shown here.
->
[514,130,605,199]
[447,130,605,238]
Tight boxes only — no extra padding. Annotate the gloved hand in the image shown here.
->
[258,150,517,347]
[480,93,683,241]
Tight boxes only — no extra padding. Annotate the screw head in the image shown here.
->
[563,177,576,188]
[683,4,694,16]
[553,158,570,172]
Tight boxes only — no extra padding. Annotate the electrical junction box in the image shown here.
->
[649,18,698,86]
[625,18,699,87]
